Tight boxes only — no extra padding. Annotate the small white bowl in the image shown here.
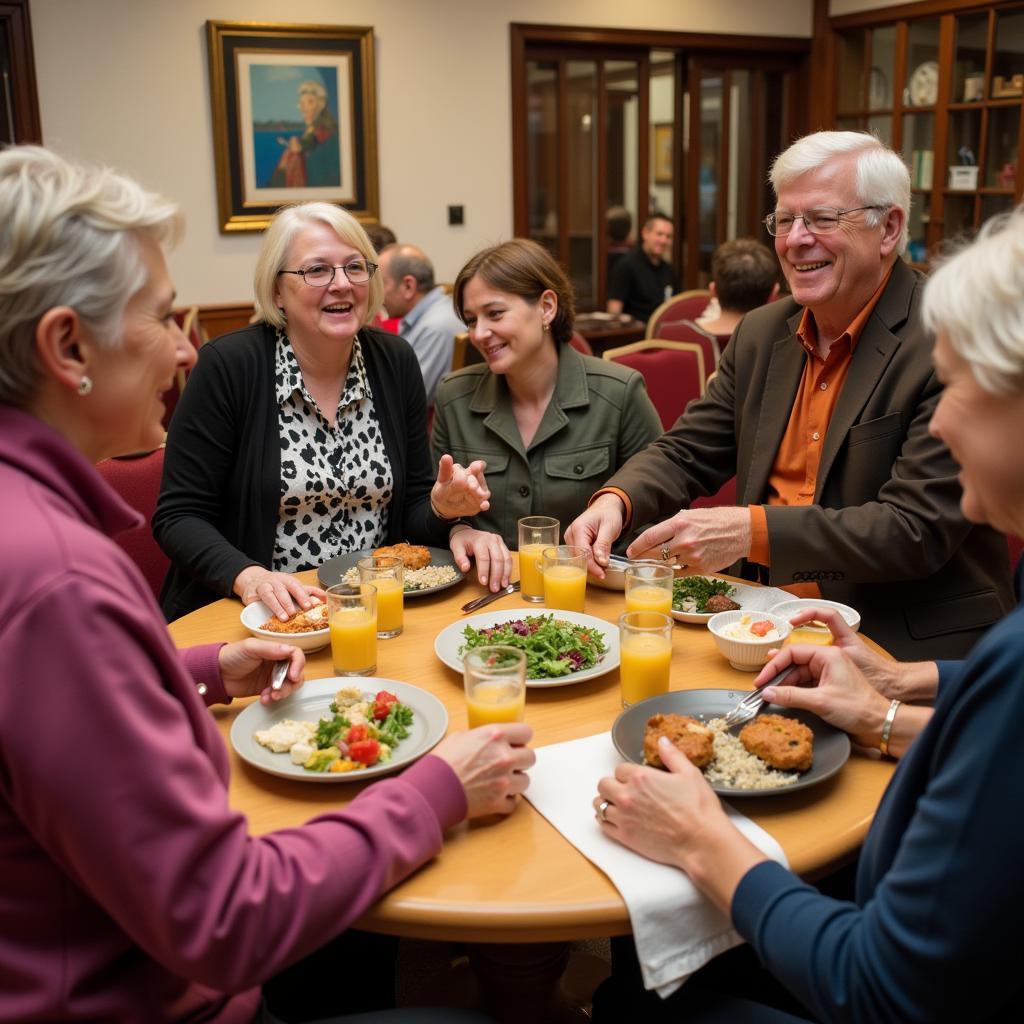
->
[240,601,330,653]
[707,609,792,671]
[768,598,861,633]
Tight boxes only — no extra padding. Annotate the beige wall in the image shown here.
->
[32,0,814,305]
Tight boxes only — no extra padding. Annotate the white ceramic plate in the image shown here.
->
[230,678,448,783]
[670,577,765,624]
[318,547,465,599]
[240,601,330,653]
[434,608,620,689]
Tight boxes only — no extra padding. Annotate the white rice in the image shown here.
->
[701,717,799,790]
[340,564,458,591]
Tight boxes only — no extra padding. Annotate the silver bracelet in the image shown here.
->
[879,698,901,757]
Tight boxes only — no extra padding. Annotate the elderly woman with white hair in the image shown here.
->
[0,146,530,1022]
[156,200,510,621]
[590,207,1024,1022]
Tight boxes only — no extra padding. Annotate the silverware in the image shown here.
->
[461,581,520,613]
[720,666,795,729]
[607,554,687,572]
[270,660,289,691]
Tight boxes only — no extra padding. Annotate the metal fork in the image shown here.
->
[720,666,795,729]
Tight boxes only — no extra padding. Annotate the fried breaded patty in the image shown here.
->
[261,603,328,634]
[643,713,715,769]
[373,542,431,570]
[739,714,813,772]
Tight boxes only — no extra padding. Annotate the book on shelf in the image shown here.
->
[911,150,933,190]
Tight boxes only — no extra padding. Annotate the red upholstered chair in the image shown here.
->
[603,340,705,430]
[647,289,712,336]
[653,320,720,379]
[568,331,594,356]
[96,446,169,600]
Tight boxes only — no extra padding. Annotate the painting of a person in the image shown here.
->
[268,79,340,189]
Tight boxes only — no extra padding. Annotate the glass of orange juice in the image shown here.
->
[463,646,527,728]
[618,611,673,708]
[542,545,587,612]
[785,623,834,646]
[357,555,404,638]
[327,584,377,676]
[624,563,674,623]
[518,516,559,603]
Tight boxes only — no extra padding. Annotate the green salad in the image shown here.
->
[459,614,608,678]
[672,576,736,613]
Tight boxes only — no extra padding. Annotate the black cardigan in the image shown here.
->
[154,323,449,621]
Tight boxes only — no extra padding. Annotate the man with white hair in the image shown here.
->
[567,130,1012,660]
[378,243,464,405]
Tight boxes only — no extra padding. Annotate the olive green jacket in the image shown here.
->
[431,346,662,547]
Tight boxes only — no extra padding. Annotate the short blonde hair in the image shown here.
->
[0,145,181,407]
[923,206,1024,396]
[253,202,383,329]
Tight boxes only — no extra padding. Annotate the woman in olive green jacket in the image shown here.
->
[432,239,662,547]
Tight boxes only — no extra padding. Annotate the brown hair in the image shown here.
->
[453,238,576,346]
[710,238,778,313]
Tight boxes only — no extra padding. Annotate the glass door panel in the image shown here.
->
[526,61,558,253]
[986,106,1020,189]
[869,25,896,111]
[992,9,1024,99]
[903,19,940,108]
[566,60,598,309]
[697,72,723,282]
[954,12,988,103]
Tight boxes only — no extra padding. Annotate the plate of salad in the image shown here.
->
[671,575,763,624]
[434,609,619,688]
[231,678,448,782]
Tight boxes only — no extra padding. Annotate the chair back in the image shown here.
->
[647,289,712,336]
[451,332,470,372]
[653,320,720,378]
[95,446,169,600]
[163,307,207,429]
[568,331,593,356]
[603,340,705,430]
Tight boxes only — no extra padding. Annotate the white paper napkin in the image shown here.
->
[524,732,788,998]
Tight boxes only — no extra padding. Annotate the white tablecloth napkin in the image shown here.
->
[524,731,788,998]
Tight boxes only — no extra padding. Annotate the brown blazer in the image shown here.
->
[605,260,1013,659]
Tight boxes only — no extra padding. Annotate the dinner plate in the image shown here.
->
[611,688,850,797]
[671,577,765,624]
[318,547,465,598]
[434,608,620,689]
[230,678,448,783]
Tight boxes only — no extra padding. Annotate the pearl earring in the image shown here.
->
[77,376,93,396]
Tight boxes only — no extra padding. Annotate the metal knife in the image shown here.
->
[461,581,520,614]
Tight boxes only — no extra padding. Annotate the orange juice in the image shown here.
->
[330,607,377,674]
[625,585,672,622]
[543,564,587,611]
[519,543,547,601]
[785,626,833,646]
[372,575,404,636]
[619,632,672,705]
[466,681,526,728]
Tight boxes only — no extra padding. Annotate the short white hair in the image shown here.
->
[0,146,181,407]
[922,206,1024,396]
[253,202,383,329]
[770,131,911,253]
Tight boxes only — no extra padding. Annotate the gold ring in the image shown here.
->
[597,799,611,824]
[661,545,672,562]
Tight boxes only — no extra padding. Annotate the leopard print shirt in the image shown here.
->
[272,329,393,572]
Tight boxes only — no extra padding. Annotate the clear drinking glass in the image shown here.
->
[618,610,673,708]
[624,563,674,622]
[541,545,587,612]
[327,584,377,676]
[463,646,527,728]
[357,555,404,638]
[518,516,559,603]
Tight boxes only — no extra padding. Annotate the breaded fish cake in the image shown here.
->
[739,714,813,772]
[643,713,715,769]
[373,542,431,570]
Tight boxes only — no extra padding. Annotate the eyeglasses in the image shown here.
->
[277,260,378,287]
[764,206,887,236]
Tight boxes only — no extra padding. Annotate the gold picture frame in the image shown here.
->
[653,123,673,185]
[206,20,380,233]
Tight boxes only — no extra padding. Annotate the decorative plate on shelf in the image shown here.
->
[908,60,939,106]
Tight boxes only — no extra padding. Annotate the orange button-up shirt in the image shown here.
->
[749,266,894,596]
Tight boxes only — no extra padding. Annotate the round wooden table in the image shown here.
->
[168,563,894,945]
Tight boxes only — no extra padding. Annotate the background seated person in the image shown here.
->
[592,208,1024,1024]
[692,237,780,340]
[0,145,531,1023]
[567,130,1012,661]
[155,202,509,622]
[606,214,680,325]
[431,238,662,548]
[606,204,634,281]
[378,242,464,406]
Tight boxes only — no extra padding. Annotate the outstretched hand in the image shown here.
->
[431,454,491,518]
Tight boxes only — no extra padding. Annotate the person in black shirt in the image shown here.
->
[606,214,680,324]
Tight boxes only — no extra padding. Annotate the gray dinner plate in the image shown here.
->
[611,688,850,797]
[318,546,465,598]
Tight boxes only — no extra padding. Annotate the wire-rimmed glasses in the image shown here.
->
[278,259,378,287]
[764,205,887,236]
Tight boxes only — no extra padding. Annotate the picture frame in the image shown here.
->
[653,123,673,185]
[206,21,379,233]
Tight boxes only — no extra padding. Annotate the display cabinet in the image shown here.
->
[830,2,1023,264]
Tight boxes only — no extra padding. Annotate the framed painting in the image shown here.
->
[206,21,379,232]
[653,123,673,185]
